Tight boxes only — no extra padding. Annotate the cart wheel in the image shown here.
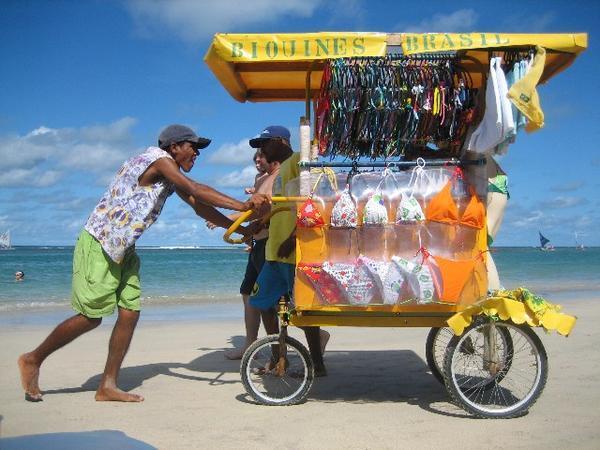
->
[444,320,548,418]
[425,327,454,384]
[240,335,314,406]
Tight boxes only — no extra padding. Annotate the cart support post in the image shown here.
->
[483,321,500,375]
[275,296,290,377]
[299,116,311,195]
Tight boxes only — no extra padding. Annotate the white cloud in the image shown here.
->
[207,138,254,165]
[0,168,62,187]
[125,0,321,43]
[0,118,138,187]
[398,9,478,33]
[64,143,133,172]
[550,181,585,192]
[499,11,555,33]
[509,210,545,228]
[216,165,258,188]
[540,196,587,209]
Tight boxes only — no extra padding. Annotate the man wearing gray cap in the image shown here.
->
[19,124,268,403]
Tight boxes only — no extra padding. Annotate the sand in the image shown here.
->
[1,298,599,449]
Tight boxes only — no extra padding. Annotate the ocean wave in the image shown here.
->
[0,300,70,312]
[0,294,240,313]
[503,279,600,294]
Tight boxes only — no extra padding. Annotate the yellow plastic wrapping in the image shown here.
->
[447,288,577,336]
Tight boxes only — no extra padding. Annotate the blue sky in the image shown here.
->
[0,0,598,247]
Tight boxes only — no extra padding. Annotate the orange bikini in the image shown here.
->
[428,254,486,302]
[422,170,487,303]
[425,172,485,229]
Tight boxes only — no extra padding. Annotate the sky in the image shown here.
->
[0,0,598,247]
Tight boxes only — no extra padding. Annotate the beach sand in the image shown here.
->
[1,298,599,449]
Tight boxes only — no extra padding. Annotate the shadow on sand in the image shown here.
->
[0,430,156,450]
[42,335,466,417]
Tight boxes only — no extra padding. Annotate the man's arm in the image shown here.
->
[177,191,261,238]
[151,158,268,211]
[277,228,297,259]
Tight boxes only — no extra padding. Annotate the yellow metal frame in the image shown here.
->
[290,313,450,328]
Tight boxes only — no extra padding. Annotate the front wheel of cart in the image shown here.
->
[241,335,314,406]
[444,320,548,418]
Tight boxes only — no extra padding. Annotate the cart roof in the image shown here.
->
[204,32,587,102]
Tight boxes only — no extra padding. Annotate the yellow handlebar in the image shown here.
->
[223,210,253,244]
[222,196,304,245]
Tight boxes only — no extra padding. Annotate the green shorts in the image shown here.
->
[71,230,141,318]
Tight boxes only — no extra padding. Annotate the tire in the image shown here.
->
[425,327,454,384]
[444,320,548,419]
[240,335,314,406]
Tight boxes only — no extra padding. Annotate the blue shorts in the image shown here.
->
[249,261,295,311]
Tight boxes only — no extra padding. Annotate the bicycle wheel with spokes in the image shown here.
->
[425,327,454,384]
[444,320,548,419]
[240,335,314,406]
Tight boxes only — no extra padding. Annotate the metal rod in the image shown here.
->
[299,157,485,169]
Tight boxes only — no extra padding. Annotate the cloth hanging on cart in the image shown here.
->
[425,170,485,229]
[297,263,345,304]
[508,46,546,132]
[362,192,388,224]
[391,256,435,303]
[465,56,514,153]
[395,165,427,223]
[497,54,531,153]
[297,169,337,228]
[321,261,377,305]
[331,185,358,228]
[396,195,425,223]
[357,256,403,305]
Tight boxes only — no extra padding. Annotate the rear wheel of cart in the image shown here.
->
[425,327,454,384]
[241,335,314,406]
[444,320,548,418]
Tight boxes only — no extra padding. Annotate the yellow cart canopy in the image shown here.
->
[204,32,587,102]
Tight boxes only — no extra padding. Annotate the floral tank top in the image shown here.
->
[85,147,175,263]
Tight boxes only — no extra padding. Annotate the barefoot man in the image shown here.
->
[18,124,268,402]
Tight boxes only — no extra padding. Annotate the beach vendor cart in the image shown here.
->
[205,32,586,418]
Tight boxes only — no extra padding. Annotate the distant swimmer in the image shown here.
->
[15,271,25,281]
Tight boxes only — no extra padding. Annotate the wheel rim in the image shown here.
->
[244,340,310,404]
[449,323,542,415]
[432,328,454,378]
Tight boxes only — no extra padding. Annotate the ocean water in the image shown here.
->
[0,247,249,312]
[1,246,599,315]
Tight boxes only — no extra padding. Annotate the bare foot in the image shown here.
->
[224,347,246,360]
[319,330,330,356]
[95,386,144,402]
[18,353,42,402]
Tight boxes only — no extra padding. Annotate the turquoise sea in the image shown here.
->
[1,246,599,322]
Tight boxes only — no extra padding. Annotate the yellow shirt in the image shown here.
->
[265,152,299,263]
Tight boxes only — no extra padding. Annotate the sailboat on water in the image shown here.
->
[0,230,12,250]
[574,232,585,251]
[539,231,555,252]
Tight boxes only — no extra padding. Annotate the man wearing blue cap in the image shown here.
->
[19,124,269,403]
[224,126,293,360]
[247,126,329,376]
[248,125,291,148]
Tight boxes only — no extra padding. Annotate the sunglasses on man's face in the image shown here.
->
[178,141,200,155]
